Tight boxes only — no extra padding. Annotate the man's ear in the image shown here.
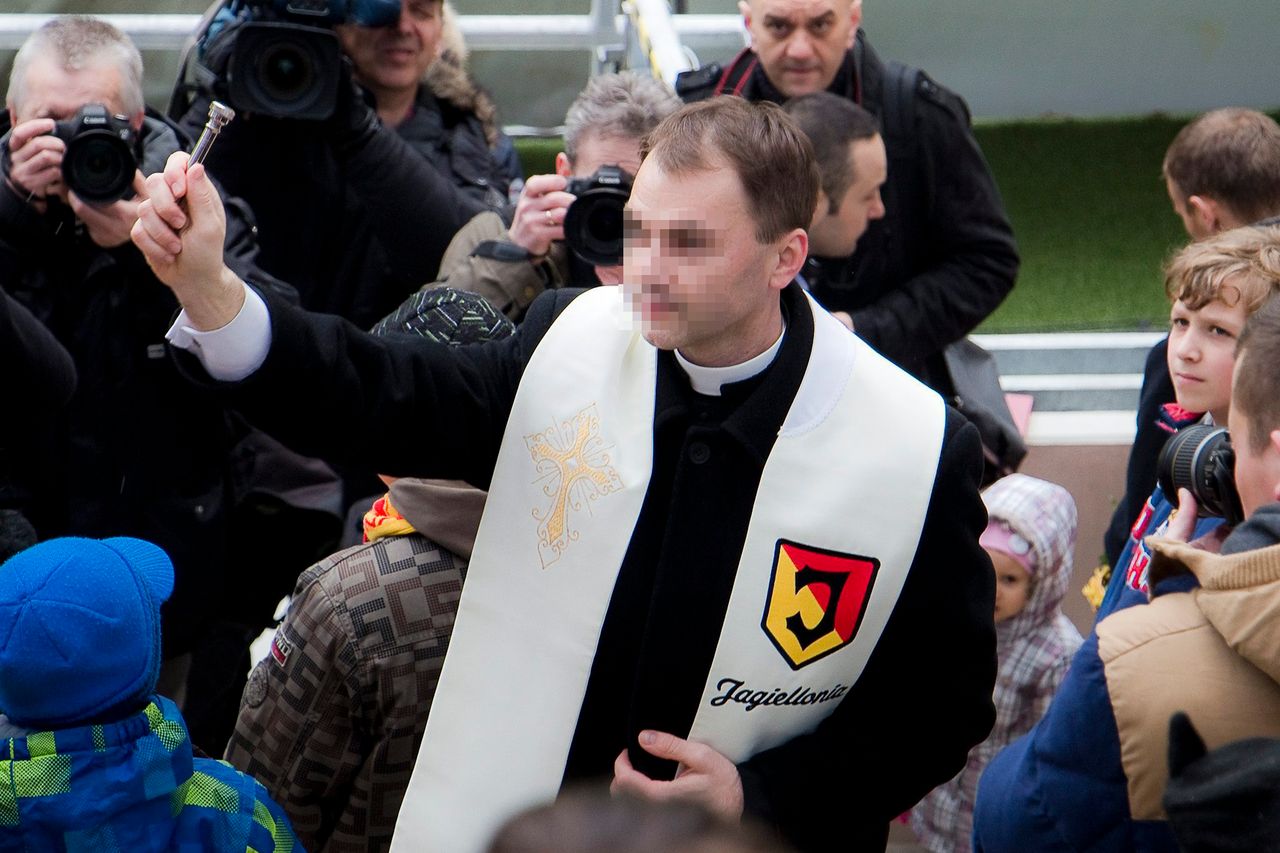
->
[770,228,808,291]
[1186,194,1222,236]
[554,152,573,178]
[739,0,753,31]
[1269,429,1280,503]
[848,0,863,47]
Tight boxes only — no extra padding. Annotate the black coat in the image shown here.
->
[1104,337,1176,566]
[0,110,291,654]
[679,32,1020,388]
[0,290,75,523]
[177,283,997,852]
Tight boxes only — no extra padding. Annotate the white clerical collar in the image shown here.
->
[674,322,786,397]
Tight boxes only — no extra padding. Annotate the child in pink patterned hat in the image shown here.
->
[911,473,1082,852]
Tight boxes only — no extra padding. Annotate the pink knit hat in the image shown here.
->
[979,519,1036,576]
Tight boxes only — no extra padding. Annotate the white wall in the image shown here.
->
[861,0,1280,119]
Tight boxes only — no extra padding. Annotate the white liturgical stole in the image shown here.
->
[391,286,945,853]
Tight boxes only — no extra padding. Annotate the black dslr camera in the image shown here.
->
[51,104,138,205]
[564,165,633,267]
[1157,423,1245,526]
[206,0,399,121]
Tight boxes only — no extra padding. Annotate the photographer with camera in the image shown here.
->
[391,72,680,325]
[179,0,519,329]
[973,223,1280,853]
[0,15,300,748]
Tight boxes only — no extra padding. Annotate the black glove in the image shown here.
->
[1164,711,1280,853]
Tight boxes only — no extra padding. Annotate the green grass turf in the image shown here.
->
[973,116,1190,333]
[513,113,1279,333]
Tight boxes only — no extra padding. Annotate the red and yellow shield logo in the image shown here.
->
[763,540,879,669]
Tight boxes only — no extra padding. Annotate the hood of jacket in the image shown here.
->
[2,696,195,848]
[389,477,486,560]
[1151,503,1280,684]
[984,473,1078,640]
[424,1,498,147]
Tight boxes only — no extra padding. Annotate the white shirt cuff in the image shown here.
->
[165,282,273,381]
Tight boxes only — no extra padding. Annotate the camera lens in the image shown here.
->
[257,41,317,104]
[228,22,342,121]
[1156,423,1244,525]
[62,134,134,204]
[587,204,623,247]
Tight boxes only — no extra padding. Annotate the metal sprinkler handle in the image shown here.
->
[188,101,235,167]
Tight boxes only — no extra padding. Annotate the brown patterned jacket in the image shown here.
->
[224,478,484,852]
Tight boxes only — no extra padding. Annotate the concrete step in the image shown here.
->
[964,331,1164,444]
[973,331,1164,376]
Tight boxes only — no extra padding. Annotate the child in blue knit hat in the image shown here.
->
[0,536,300,852]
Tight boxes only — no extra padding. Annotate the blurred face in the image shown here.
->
[337,0,443,100]
[560,133,645,286]
[990,549,1031,623]
[1167,294,1248,425]
[808,134,886,257]
[623,159,800,366]
[1228,356,1280,518]
[740,0,861,97]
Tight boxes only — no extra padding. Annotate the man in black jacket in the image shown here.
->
[0,16,296,720]
[135,97,995,852]
[677,0,1018,389]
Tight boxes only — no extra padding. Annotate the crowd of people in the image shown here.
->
[2,1,1279,851]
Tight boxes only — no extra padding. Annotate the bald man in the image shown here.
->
[678,0,1018,393]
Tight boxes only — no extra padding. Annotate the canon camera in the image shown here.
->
[563,165,633,267]
[50,104,138,205]
[209,0,400,120]
[1156,423,1245,526]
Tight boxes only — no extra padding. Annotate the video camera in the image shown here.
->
[198,0,400,121]
[1157,423,1245,526]
[51,104,139,205]
[563,165,633,267]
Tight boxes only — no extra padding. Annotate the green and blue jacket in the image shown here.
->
[0,696,299,852]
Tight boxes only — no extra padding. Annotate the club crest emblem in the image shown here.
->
[526,403,623,569]
[763,539,879,669]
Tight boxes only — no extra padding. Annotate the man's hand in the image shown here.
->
[508,173,576,259]
[5,118,63,206]
[611,731,745,820]
[1166,488,1199,542]
[132,151,244,330]
[832,310,855,331]
[69,171,147,248]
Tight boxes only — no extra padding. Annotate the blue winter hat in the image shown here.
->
[0,536,174,728]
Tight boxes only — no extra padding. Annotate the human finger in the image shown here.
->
[133,198,185,256]
[1166,489,1199,542]
[8,118,57,150]
[131,216,178,267]
[161,150,192,200]
[142,170,187,231]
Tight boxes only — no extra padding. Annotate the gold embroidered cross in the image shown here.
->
[526,403,622,568]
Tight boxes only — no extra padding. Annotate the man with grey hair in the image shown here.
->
[396,71,681,323]
[0,14,294,750]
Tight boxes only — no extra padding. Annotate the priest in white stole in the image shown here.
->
[134,98,997,853]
